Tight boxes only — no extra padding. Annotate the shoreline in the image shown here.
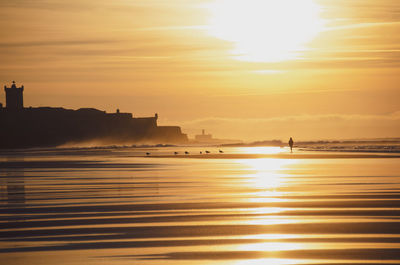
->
[142,153,400,159]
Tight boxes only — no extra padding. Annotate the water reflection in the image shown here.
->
[233,259,304,265]
[0,158,26,206]
[237,158,300,202]
[5,175,25,205]
[0,147,399,265]
[238,147,285,155]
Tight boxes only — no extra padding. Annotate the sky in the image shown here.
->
[0,0,399,141]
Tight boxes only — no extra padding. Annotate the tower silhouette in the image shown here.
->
[4,81,24,110]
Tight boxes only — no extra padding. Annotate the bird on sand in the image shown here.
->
[174,152,178,155]
[185,151,189,155]
[219,150,224,153]
[205,150,210,154]
[146,152,150,156]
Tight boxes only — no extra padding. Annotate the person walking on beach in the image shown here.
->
[288,137,294,153]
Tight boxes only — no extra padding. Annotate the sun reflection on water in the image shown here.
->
[236,157,300,202]
[238,147,285,155]
[232,259,305,265]
[228,151,308,261]
[235,242,304,252]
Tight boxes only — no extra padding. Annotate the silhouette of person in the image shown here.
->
[288,137,294,153]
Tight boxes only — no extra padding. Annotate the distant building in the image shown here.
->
[193,129,242,145]
[195,129,213,142]
[4,81,24,110]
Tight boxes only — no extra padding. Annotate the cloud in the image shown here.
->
[0,40,118,48]
[0,0,95,11]
[326,21,400,31]
[319,0,400,22]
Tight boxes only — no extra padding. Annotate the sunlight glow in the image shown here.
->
[207,0,325,62]
[239,147,284,155]
[235,242,304,252]
[233,259,304,265]
[236,157,302,203]
[239,158,293,189]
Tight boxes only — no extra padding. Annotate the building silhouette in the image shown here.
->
[0,82,188,148]
[194,129,241,145]
[4,81,24,110]
[195,129,213,142]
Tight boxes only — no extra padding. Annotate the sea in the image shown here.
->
[1,144,400,265]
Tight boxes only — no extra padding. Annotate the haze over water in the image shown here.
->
[1,146,400,264]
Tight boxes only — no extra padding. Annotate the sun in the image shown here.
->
[206,0,325,62]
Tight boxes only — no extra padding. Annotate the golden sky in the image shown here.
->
[0,0,399,140]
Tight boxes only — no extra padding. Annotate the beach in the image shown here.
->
[1,146,400,265]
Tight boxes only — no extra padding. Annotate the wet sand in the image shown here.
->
[1,146,400,265]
